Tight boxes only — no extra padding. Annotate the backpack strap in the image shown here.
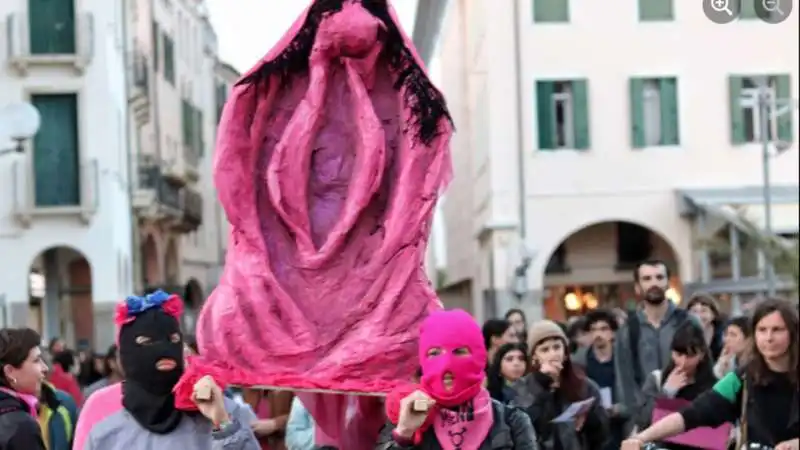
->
[628,309,643,386]
[736,377,748,449]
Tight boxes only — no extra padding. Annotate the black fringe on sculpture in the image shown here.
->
[236,0,453,146]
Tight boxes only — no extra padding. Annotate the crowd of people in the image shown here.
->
[0,259,797,450]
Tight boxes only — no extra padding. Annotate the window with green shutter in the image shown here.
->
[163,33,175,85]
[729,74,793,145]
[629,77,680,148]
[533,0,569,23]
[774,75,794,143]
[194,106,204,157]
[536,79,590,150]
[740,0,758,19]
[31,94,81,207]
[215,83,227,124]
[182,99,192,146]
[28,0,76,54]
[152,21,160,72]
[639,0,673,20]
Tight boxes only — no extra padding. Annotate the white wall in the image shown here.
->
[0,0,132,308]
[438,0,800,320]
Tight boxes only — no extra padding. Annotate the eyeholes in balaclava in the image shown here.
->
[118,308,184,396]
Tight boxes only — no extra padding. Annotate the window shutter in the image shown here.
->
[28,0,76,54]
[31,94,81,207]
[639,0,673,21]
[182,100,190,146]
[740,0,758,19]
[775,75,794,143]
[194,107,204,157]
[729,76,747,145]
[572,79,590,150]
[533,0,569,23]
[630,78,646,148]
[536,81,555,150]
[152,21,159,72]
[659,77,680,145]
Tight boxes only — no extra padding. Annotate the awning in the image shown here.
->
[677,185,799,236]
[684,276,795,296]
[715,203,799,235]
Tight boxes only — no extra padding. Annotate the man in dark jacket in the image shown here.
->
[613,260,696,436]
[573,309,626,450]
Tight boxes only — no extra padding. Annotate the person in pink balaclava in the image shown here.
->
[376,309,537,449]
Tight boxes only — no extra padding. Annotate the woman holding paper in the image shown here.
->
[634,321,718,449]
[511,320,610,450]
[622,298,799,450]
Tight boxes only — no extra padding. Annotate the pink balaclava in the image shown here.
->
[418,309,487,407]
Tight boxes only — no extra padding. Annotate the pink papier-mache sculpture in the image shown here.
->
[175,0,453,446]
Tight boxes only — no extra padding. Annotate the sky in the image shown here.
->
[204,0,447,267]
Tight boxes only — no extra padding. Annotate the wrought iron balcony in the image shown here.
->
[175,187,203,232]
[128,50,150,125]
[133,156,183,218]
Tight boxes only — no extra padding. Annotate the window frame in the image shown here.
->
[551,84,575,149]
[642,80,663,146]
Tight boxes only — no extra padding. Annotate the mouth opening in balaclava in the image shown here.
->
[119,303,186,433]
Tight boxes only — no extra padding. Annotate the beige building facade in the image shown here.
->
[0,0,236,349]
[128,0,235,334]
[435,0,799,322]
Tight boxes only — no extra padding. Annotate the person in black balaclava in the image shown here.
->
[117,299,187,433]
[73,290,259,450]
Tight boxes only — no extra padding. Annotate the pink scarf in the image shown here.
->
[433,388,493,450]
[0,386,38,418]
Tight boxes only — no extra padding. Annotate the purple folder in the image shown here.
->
[652,398,732,450]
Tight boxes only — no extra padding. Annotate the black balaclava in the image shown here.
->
[119,303,185,434]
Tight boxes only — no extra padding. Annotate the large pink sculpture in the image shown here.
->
[184,0,452,402]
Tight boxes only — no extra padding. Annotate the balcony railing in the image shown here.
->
[177,187,203,232]
[10,156,99,226]
[183,144,200,180]
[129,51,149,96]
[6,11,94,75]
[137,160,182,213]
[128,50,151,125]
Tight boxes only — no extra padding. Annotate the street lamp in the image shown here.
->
[0,101,41,157]
[747,79,797,296]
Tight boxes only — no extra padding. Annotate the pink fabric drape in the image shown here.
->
[178,1,452,448]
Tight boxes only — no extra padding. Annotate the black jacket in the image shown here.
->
[0,389,46,450]
[375,398,538,449]
[511,372,609,450]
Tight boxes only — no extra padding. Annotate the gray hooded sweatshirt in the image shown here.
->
[74,382,260,450]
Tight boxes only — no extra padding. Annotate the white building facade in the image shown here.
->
[0,0,131,348]
[127,0,230,335]
[435,0,799,322]
[0,0,232,349]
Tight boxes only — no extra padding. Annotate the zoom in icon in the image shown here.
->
[704,0,742,23]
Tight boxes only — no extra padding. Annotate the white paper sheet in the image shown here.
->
[599,387,613,408]
[550,397,596,423]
